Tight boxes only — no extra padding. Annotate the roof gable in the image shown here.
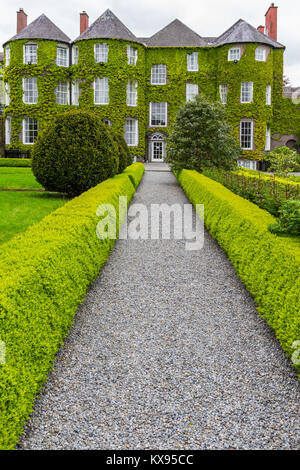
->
[75,9,137,42]
[5,14,70,44]
[146,19,207,47]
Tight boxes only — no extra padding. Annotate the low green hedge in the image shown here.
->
[0,158,31,167]
[177,169,300,369]
[124,163,145,188]
[0,163,144,450]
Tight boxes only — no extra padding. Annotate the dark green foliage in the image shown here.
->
[269,199,300,235]
[31,111,119,197]
[166,95,241,172]
[112,133,133,173]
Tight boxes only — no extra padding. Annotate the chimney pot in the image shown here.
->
[257,25,265,34]
[80,11,89,35]
[17,8,27,33]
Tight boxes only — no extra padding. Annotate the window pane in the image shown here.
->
[228,48,240,61]
[23,77,38,104]
[56,81,69,104]
[72,46,79,64]
[240,121,253,149]
[150,103,167,126]
[255,47,265,61]
[126,80,137,106]
[127,46,137,65]
[23,118,38,144]
[72,81,80,105]
[95,43,109,63]
[151,65,166,85]
[241,82,253,103]
[187,53,198,71]
[125,119,138,146]
[219,84,228,104]
[94,77,109,104]
[24,44,37,64]
[57,47,68,67]
[186,84,199,101]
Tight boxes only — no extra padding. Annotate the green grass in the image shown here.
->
[0,167,42,190]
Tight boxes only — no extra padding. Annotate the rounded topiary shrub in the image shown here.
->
[32,111,119,196]
[112,133,133,173]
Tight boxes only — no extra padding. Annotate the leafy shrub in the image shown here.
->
[166,95,240,172]
[0,158,31,167]
[269,200,300,235]
[112,133,133,173]
[177,169,300,372]
[0,163,145,450]
[263,146,300,176]
[32,111,119,197]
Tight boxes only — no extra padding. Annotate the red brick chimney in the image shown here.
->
[265,3,278,41]
[257,25,265,34]
[80,11,89,34]
[17,8,27,33]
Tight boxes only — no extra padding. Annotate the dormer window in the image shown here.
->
[228,47,241,61]
[56,45,68,67]
[95,43,109,63]
[255,47,266,62]
[24,44,37,64]
[72,46,79,65]
[127,46,137,66]
[187,53,198,72]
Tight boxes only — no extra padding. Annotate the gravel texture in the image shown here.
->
[19,170,300,450]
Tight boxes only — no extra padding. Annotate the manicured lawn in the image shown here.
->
[0,191,68,244]
[0,167,42,189]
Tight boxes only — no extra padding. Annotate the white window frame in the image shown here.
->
[22,117,38,145]
[23,77,38,104]
[151,64,167,85]
[187,52,199,72]
[126,80,138,107]
[94,43,109,63]
[266,84,272,105]
[5,116,11,145]
[228,47,241,61]
[55,81,69,105]
[238,159,257,170]
[94,77,109,105]
[125,118,138,146]
[240,120,254,150]
[23,43,38,64]
[241,82,253,103]
[72,46,79,65]
[56,45,69,67]
[72,80,80,105]
[5,83,10,106]
[255,47,266,62]
[265,126,271,151]
[149,102,168,127]
[186,84,199,102]
[127,45,137,66]
[5,45,10,67]
[219,84,228,104]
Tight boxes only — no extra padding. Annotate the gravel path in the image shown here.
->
[19,170,300,450]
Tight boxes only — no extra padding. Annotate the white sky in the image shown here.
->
[0,0,299,85]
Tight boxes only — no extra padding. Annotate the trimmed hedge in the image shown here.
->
[0,163,144,450]
[177,169,300,369]
[0,158,31,168]
[124,163,145,188]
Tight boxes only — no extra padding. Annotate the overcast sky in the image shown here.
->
[0,0,299,85]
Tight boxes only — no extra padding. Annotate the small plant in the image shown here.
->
[268,199,300,236]
[263,147,300,177]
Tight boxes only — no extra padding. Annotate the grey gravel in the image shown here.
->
[19,171,300,450]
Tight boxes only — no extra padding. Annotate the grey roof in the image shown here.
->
[146,19,207,47]
[74,9,137,42]
[0,52,3,62]
[214,19,284,49]
[5,14,70,45]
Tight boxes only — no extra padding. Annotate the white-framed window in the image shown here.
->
[23,77,38,104]
[186,84,199,102]
[94,43,109,63]
[238,159,257,170]
[150,102,167,127]
[266,84,272,105]
[94,77,109,105]
[5,45,10,67]
[55,81,69,105]
[5,116,11,145]
[255,47,266,62]
[56,46,68,67]
[240,120,254,150]
[125,118,138,146]
[5,83,10,106]
[126,80,137,106]
[265,126,271,151]
[127,45,137,65]
[23,44,37,64]
[219,84,228,104]
[187,52,199,72]
[72,80,80,105]
[151,64,167,85]
[241,82,253,103]
[72,46,79,65]
[228,47,241,61]
[23,117,38,144]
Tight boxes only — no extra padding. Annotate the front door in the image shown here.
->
[151,137,165,162]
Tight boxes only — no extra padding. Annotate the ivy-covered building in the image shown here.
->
[1,4,299,168]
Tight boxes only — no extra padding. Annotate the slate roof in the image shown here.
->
[4,14,70,45]
[74,9,138,42]
[146,19,207,47]
[214,19,285,49]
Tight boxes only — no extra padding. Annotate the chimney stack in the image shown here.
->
[257,25,265,34]
[17,8,27,33]
[265,3,278,41]
[80,11,89,34]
